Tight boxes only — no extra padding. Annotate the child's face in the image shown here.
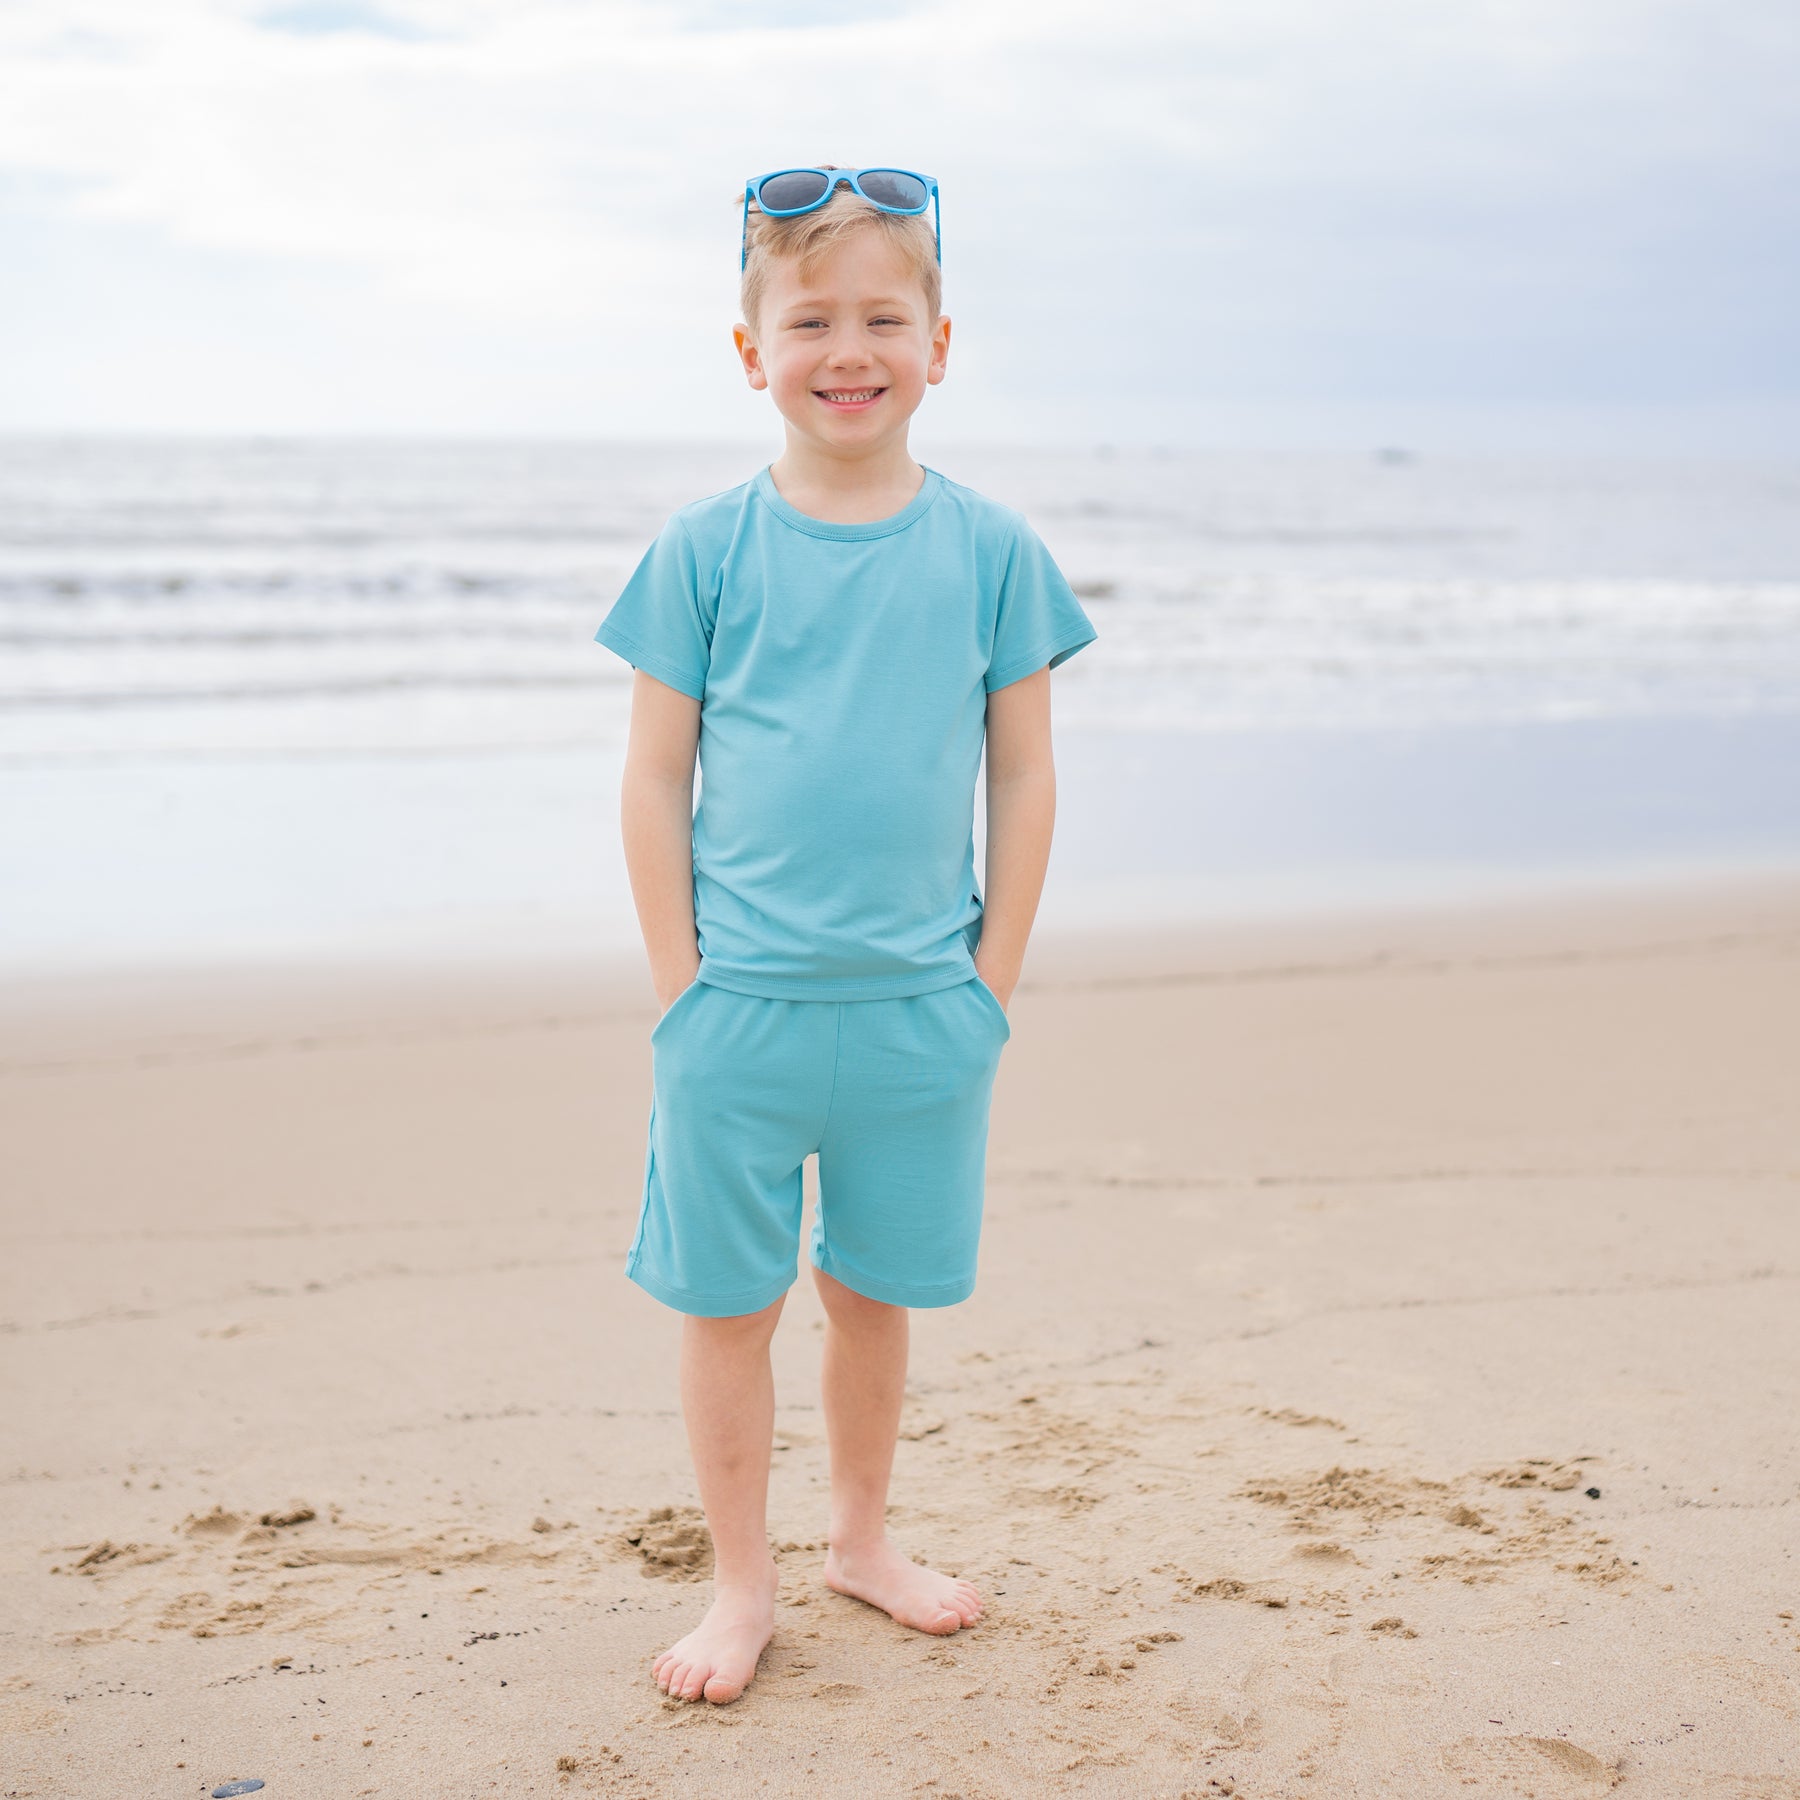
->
[733,230,950,459]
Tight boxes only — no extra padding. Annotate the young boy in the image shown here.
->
[593,165,1098,1706]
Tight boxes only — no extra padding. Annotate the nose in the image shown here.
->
[825,327,877,368]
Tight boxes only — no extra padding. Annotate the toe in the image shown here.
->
[703,1673,745,1704]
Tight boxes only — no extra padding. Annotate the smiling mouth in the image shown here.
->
[814,387,886,403]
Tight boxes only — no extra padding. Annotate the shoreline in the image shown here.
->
[7,707,1800,981]
[5,857,1799,1067]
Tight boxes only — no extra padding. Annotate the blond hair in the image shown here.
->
[737,166,941,339]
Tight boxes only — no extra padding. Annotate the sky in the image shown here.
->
[1,0,1795,452]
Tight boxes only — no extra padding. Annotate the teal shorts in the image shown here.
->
[626,975,1013,1317]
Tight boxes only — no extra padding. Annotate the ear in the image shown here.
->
[732,322,768,391]
[925,313,951,386]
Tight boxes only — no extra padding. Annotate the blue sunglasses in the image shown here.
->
[741,167,940,272]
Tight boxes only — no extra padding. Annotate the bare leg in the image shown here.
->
[811,1265,983,1633]
[650,1292,785,1703]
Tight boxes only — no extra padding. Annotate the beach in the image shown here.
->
[7,0,1799,1782]
[5,868,1798,1798]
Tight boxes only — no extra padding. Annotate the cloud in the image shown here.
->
[0,0,1795,442]
[256,3,436,39]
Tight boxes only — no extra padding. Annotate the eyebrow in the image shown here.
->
[776,295,917,316]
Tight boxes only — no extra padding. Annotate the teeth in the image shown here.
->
[819,388,882,401]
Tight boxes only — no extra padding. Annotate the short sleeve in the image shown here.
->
[985,519,1100,693]
[593,514,712,701]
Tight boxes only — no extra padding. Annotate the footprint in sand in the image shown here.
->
[1441,1734,1621,1794]
[619,1506,713,1582]
[1290,1540,1362,1565]
[1481,1459,1594,1493]
[52,1541,174,1577]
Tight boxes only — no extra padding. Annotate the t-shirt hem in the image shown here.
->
[696,960,977,1002]
[986,624,1099,693]
[593,622,707,701]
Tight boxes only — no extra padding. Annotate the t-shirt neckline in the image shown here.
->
[752,464,943,541]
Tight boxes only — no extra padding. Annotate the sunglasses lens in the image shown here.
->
[757,170,831,213]
[857,170,928,211]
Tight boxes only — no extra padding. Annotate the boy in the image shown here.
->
[593,165,1098,1706]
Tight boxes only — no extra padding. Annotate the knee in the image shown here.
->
[685,1291,786,1346]
[812,1265,903,1328]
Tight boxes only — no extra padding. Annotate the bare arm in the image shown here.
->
[975,665,1057,1010]
[618,669,704,1011]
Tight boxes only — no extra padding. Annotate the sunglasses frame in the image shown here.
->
[741,167,941,272]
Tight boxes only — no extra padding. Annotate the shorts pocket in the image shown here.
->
[650,975,706,1045]
[970,973,1012,1045]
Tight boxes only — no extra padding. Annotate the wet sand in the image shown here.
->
[3,871,1798,1797]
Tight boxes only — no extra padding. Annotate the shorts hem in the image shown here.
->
[809,1249,975,1310]
[625,1259,796,1319]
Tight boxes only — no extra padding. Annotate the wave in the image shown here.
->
[0,671,614,708]
[6,437,1800,762]
[0,624,580,648]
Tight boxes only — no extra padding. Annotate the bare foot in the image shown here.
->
[824,1539,984,1634]
[651,1569,778,1704]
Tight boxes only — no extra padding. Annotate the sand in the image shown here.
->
[3,872,1799,1799]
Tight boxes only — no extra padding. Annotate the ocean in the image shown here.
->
[4,436,1799,974]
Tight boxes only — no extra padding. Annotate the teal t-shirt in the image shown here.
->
[593,464,1099,1001]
